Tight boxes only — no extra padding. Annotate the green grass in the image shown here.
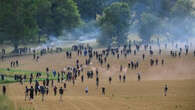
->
[0,77,58,84]
[0,79,17,84]
[0,68,38,76]
[0,68,66,84]
[0,95,14,110]
[0,75,60,84]
[0,95,34,110]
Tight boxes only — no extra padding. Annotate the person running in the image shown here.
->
[164,84,168,96]
[59,87,64,101]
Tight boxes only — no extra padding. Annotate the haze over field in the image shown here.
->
[0,0,195,110]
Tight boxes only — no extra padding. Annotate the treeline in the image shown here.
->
[96,0,195,45]
[0,0,81,49]
[0,0,194,48]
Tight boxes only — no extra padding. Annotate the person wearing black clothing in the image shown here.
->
[2,85,6,96]
[54,86,57,96]
[81,75,84,83]
[102,87,105,95]
[35,80,39,96]
[16,60,19,67]
[109,77,112,84]
[119,74,121,82]
[142,54,145,60]
[138,73,141,81]
[64,83,66,89]
[10,61,13,67]
[46,67,49,73]
[123,75,126,83]
[25,86,29,101]
[194,50,195,56]
[107,64,110,70]
[161,59,164,65]
[1,74,5,80]
[96,77,99,88]
[33,54,36,59]
[96,69,98,77]
[19,75,22,81]
[40,86,45,102]
[36,56,39,62]
[46,78,49,86]
[164,84,168,96]
[117,54,120,59]
[46,87,49,95]
[59,87,64,101]
[29,86,34,100]
[43,80,46,86]
[57,77,60,83]
[23,75,26,81]
[155,59,158,65]
[29,77,32,85]
[51,80,54,87]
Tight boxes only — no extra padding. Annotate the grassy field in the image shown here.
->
[0,95,14,110]
[0,44,195,110]
[0,68,60,84]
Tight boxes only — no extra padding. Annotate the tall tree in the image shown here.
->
[73,0,105,21]
[171,0,193,17]
[168,0,194,40]
[138,13,159,42]
[136,0,194,41]
[0,0,38,50]
[34,0,52,42]
[36,0,81,37]
[98,2,131,45]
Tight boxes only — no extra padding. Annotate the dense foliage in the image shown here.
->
[98,2,131,46]
[0,0,38,49]
[0,0,81,49]
[0,0,194,48]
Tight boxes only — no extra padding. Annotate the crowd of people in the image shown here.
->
[0,41,194,102]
